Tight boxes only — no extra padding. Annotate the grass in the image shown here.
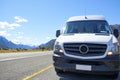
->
[0,49,51,53]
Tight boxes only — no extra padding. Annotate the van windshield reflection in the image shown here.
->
[63,20,111,34]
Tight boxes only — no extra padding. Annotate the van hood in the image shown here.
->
[56,34,117,44]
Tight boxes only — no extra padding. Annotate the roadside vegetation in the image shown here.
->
[0,39,55,53]
[0,47,53,53]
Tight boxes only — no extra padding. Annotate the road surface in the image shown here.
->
[0,51,120,80]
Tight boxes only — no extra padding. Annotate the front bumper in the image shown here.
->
[53,52,120,75]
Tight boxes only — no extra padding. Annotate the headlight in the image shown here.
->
[54,42,64,53]
[107,42,119,56]
[107,51,113,56]
[112,42,119,52]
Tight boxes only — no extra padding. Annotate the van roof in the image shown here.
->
[67,15,106,22]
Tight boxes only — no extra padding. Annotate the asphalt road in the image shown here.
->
[0,51,120,80]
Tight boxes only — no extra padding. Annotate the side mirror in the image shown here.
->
[56,30,60,37]
[113,29,119,38]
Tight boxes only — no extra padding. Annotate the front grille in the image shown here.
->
[63,43,107,57]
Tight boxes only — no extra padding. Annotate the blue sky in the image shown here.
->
[0,0,120,46]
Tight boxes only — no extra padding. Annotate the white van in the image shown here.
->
[53,15,119,78]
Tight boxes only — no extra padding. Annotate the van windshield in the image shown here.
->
[63,20,111,34]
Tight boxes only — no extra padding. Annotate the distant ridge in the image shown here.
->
[110,24,120,30]
[0,36,35,49]
[39,39,56,49]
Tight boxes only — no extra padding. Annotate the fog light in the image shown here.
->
[59,49,64,53]
[107,51,113,56]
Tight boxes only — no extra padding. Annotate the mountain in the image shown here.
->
[0,36,16,48]
[39,39,56,49]
[0,36,35,49]
[110,24,120,30]
[16,44,36,49]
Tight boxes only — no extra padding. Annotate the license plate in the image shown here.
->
[76,64,92,71]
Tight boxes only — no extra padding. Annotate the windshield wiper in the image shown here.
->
[95,33,109,36]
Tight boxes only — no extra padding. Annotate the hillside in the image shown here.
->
[110,24,120,30]
[0,36,35,49]
[39,39,56,49]
[0,36,16,48]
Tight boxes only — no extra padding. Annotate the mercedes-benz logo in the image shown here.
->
[79,44,89,54]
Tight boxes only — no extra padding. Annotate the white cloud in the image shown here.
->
[0,21,8,29]
[9,23,21,29]
[16,36,23,39]
[18,32,24,35]
[14,16,28,23]
[0,16,28,30]
[0,30,11,37]
[46,37,51,40]
[11,36,40,46]
[0,21,21,29]
[11,39,20,44]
